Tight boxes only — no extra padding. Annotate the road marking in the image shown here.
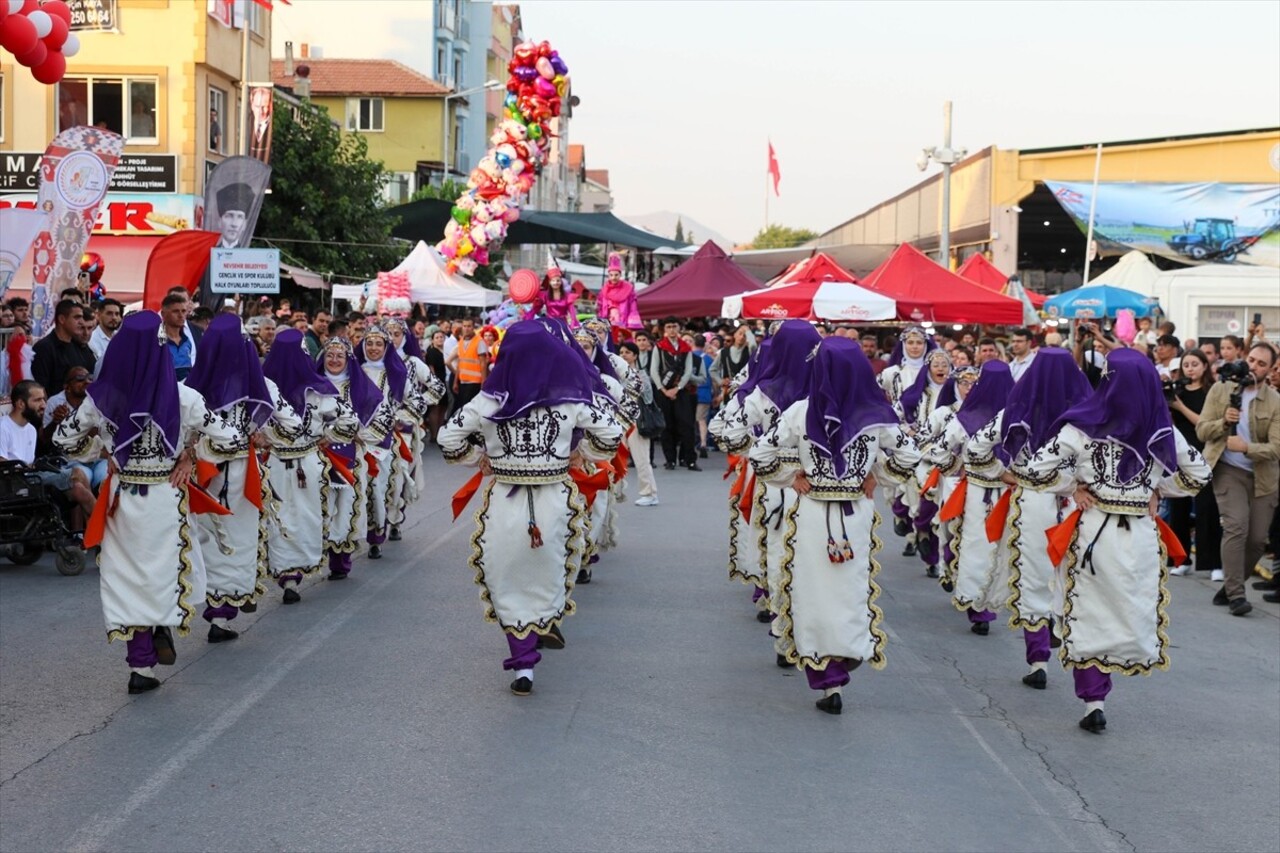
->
[64,521,464,853]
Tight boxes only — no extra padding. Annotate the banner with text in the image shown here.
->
[1045,181,1280,268]
[0,193,201,235]
[210,247,279,294]
[67,0,118,31]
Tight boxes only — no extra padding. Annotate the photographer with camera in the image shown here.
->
[1166,350,1219,577]
[1073,320,1123,388]
[1196,342,1280,615]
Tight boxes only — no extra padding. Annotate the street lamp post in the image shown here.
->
[442,79,502,182]
[917,101,967,269]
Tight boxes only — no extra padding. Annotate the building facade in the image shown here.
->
[431,0,492,179]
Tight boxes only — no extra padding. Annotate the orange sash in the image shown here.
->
[1155,516,1188,566]
[724,454,742,480]
[83,472,114,550]
[571,466,612,508]
[1045,508,1084,566]
[450,470,485,520]
[985,487,1014,543]
[918,466,941,497]
[322,448,356,485]
[396,432,414,463]
[612,439,631,481]
[938,476,968,522]
[188,481,233,516]
[244,452,264,511]
[195,459,218,488]
[364,452,380,480]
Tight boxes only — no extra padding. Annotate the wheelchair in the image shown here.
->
[0,458,88,576]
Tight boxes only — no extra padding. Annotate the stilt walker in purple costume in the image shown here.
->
[878,326,934,552]
[751,338,921,714]
[1016,350,1210,733]
[926,359,1014,635]
[989,348,1092,689]
[316,338,385,579]
[709,338,770,613]
[439,321,623,696]
[356,324,408,559]
[185,314,299,643]
[897,349,954,577]
[718,321,821,651]
[54,312,240,693]
[262,329,360,604]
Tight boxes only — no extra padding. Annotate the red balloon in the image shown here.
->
[16,39,47,67]
[42,0,72,22]
[32,50,65,85]
[45,13,67,49]
[20,0,39,14]
[537,40,552,58]
[2,13,39,55]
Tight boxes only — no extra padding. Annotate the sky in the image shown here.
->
[272,0,1280,246]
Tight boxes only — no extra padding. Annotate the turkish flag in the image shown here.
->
[767,141,781,196]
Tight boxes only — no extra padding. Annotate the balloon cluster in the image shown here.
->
[437,40,569,277]
[0,0,80,85]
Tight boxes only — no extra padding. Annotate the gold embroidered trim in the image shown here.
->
[1004,487,1052,630]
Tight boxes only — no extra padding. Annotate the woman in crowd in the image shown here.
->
[1166,348,1218,577]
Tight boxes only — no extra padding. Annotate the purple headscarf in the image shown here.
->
[263,328,338,414]
[359,326,409,403]
[386,317,425,361]
[536,316,611,398]
[185,313,274,427]
[482,320,598,421]
[956,359,1014,439]
[1000,348,1092,462]
[900,350,953,423]
[805,337,899,478]
[576,327,618,380]
[743,320,820,412]
[317,338,383,426]
[734,338,773,404]
[86,311,181,468]
[1048,347,1177,484]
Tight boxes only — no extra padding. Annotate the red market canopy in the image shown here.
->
[636,240,763,318]
[861,243,1024,324]
[722,252,896,321]
[956,254,1047,308]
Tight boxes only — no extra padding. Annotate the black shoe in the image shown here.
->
[1212,587,1229,606]
[663,462,676,471]
[239,600,257,614]
[940,580,955,593]
[1229,597,1253,616]
[687,463,702,472]
[576,568,592,584]
[902,541,917,557]
[1079,708,1107,734]
[388,526,402,542]
[537,625,566,650]
[282,588,302,605]
[510,676,533,696]
[756,609,773,623]
[970,621,990,636]
[152,626,176,666]
[1252,578,1279,590]
[699,447,708,459]
[1049,617,1062,649]
[127,672,161,694]
[328,571,348,581]
[1022,669,1047,690]
[207,624,239,643]
[925,565,940,578]
[893,518,910,537]
[1264,591,1279,603]
[368,545,382,559]
[815,693,843,715]
[776,653,791,669]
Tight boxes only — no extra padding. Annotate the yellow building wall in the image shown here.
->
[2,0,271,195]
[310,95,446,173]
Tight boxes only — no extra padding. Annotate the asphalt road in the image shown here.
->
[1,449,1277,853]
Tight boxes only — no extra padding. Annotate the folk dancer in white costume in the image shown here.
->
[356,324,412,559]
[878,325,934,554]
[915,367,978,587]
[384,317,446,540]
[896,349,954,577]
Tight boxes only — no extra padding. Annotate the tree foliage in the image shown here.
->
[747,224,818,250]
[256,101,403,280]
[674,217,685,243]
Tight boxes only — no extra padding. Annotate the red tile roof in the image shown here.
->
[585,168,610,188]
[270,58,450,98]
[567,144,584,170]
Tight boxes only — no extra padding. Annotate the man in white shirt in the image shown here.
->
[88,298,124,377]
[1008,328,1038,382]
[1,381,96,524]
[1154,334,1182,380]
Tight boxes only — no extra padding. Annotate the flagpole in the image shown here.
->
[1081,142,1103,285]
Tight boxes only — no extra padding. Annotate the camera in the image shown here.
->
[1217,360,1255,385]
[1162,376,1190,400]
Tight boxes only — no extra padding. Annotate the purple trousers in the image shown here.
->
[804,660,851,691]
[1023,626,1052,665]
[367,527,387,546]
[914,498,940,565]
[276,571,303,589]
[504,633,541,671]
[203,604,239,622]
[752,585,767,603]
[891,495,910,523]
[1073,666,1112,702]
[967,607,996,624]
[328,551,352,576]
[126,629,157,668]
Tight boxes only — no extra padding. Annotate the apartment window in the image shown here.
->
[247,0,265,35]
[57,76,158,140]
[383,172,413,205]
[346,97,384,132]
[208,86,227,153]
[453,57,463,90]
[436,48,447,84]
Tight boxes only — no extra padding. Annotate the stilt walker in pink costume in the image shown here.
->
[534,262,579,329]
[596,252,642,341]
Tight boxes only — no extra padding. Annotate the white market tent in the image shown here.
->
[1087,250,1162,292]
[333,241,502,308]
